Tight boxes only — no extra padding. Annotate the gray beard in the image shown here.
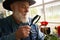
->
[13,12,29,23]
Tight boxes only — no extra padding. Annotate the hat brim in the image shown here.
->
[3,0,36,11]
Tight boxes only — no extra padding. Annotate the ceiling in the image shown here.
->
[30,0,60,7]
[0,0,59,3]
[0,0,60,7]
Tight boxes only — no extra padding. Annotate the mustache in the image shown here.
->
[14,11,29,23]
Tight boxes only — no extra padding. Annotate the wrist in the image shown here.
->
[15,32,21,40]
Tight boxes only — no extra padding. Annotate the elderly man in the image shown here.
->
[0,0,44,40]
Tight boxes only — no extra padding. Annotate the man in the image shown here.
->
[0,0,44,40]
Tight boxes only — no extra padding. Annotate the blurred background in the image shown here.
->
[0,0,60,40]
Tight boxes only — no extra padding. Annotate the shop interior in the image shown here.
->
[0,0,60,40]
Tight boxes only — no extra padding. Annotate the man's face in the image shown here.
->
[15,1,29,16]
[11,1,29,23]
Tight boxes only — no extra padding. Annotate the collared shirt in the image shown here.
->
[0,15,44,40]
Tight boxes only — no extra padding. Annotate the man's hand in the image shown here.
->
[15,25,31,40]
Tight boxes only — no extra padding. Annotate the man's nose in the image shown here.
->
[25,8,29,12]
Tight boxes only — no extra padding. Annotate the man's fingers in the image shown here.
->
[23,30,30,38]
[16,25,31,38]
[23,25,31,29]
[19,25,31,29]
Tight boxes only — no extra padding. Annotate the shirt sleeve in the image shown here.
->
[0,19,16,40]
[35,25,45,40]
[0,32,16,40]
[38,28,45,40]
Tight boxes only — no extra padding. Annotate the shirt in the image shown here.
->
[0,15,44,40]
